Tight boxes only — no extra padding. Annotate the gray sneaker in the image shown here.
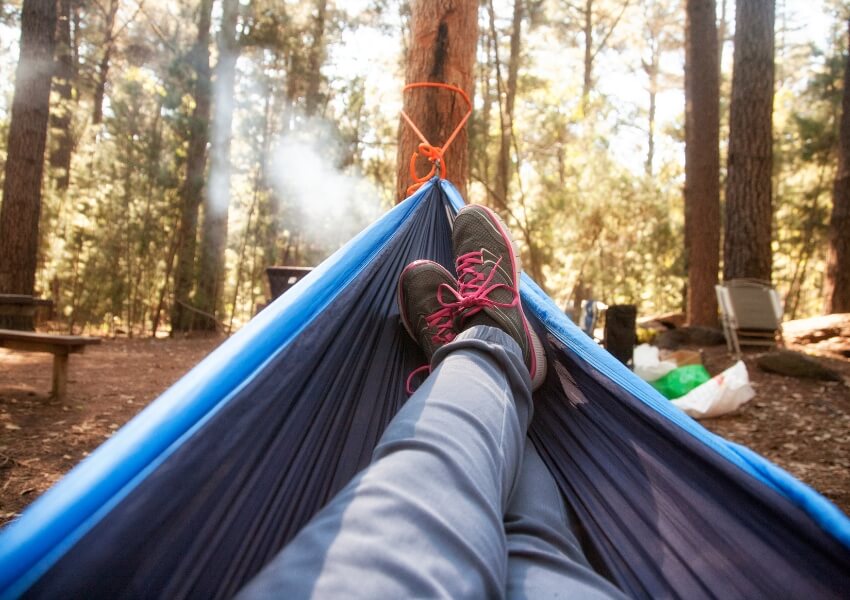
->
[450,205,547,390]
[397,260,460,393]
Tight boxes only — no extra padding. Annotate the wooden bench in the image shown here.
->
[0,294,54,330]
[0,329,101,399]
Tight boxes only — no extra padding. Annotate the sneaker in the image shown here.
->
[397,259,460,393]
[450,205,547,390]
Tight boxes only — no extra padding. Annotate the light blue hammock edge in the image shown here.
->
[0,179,848,599]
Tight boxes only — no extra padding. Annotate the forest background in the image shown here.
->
[0,0,848,336]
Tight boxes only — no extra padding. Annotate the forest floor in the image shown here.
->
[1,328,849,528]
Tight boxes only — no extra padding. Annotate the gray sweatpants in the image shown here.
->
[238,325,624,599]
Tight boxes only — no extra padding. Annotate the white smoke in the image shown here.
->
[206,50,239,216]
[265,117,383,254]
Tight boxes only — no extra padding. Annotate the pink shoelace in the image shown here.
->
[405,251,519,395]
[444,251,520,322]
[405,297,457,394]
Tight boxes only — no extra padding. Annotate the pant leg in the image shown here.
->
[237,325,532,599]
[505,439,627,599]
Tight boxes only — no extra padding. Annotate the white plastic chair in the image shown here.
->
[715,279,783,358]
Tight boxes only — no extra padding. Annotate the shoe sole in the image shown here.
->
[397,259,455,344]
[457,205,547,390]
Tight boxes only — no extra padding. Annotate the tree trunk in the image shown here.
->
[49,0,76,191]
[304,0,327,117]
[197,0,240,329]
[723,0,774,282]
[171,0,214,333]
[718,0,728,67]
[578,0,629,117]
[476,22,493,187]
[582,0,593,114]
[503,0,521,170]
[645,44,659,177]
[92,0,118,125]
[395,0,478,202]
[646,86,656,175]
[485,0,506,207]
[0,0,58,301]
[152,222,180,337]
[824,18,850,314]
[492,0,522,209]
[685,0,721,326]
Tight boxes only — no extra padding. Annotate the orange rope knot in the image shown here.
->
[400,82,473,197]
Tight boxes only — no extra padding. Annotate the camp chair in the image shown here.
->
[715,279,784,357]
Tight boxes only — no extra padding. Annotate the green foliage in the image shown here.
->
[773,34,846,319]
[471,0,685,317]
[0,0,845,335]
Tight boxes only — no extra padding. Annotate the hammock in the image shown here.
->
[0,181,848,599]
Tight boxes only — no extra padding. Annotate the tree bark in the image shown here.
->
[824,18,850,314]
[0,0,58,299]
[197,0,240,328]
[723,0,774,282]
[395,0,478,202]
[684,0,720,326]
[171,0,214,333]
[49,0,76,191]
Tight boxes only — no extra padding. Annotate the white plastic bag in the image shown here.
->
[671,360,755,419]
[633,344,677,382]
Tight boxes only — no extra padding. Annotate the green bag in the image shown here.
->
[649,364,711,400]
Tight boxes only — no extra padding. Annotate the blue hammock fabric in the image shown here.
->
[1,180,849,599]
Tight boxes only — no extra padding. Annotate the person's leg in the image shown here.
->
[505,439,627,599]
[237,325,532,599]
[241,204,548,598]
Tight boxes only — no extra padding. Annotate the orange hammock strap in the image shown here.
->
[400,82,473,196]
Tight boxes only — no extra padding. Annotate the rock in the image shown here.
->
[756,350,842,382]
[656,326,726,349]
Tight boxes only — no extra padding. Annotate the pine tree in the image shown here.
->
[684,0,720,325]
[49,0,76,191]
[172,0,214,332]
[92,0,119,125]
[491,0,522,209]
[197,0,240,329]
[824,17,850,313]
[724,0,775,282]
[304,0,328,117]
[0,0,58,303]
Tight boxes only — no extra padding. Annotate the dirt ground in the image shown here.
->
[700,345,850,512]
[0,336,222,525]
[1,331,849,528]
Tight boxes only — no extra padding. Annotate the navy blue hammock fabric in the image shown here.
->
[1,181,849,599]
